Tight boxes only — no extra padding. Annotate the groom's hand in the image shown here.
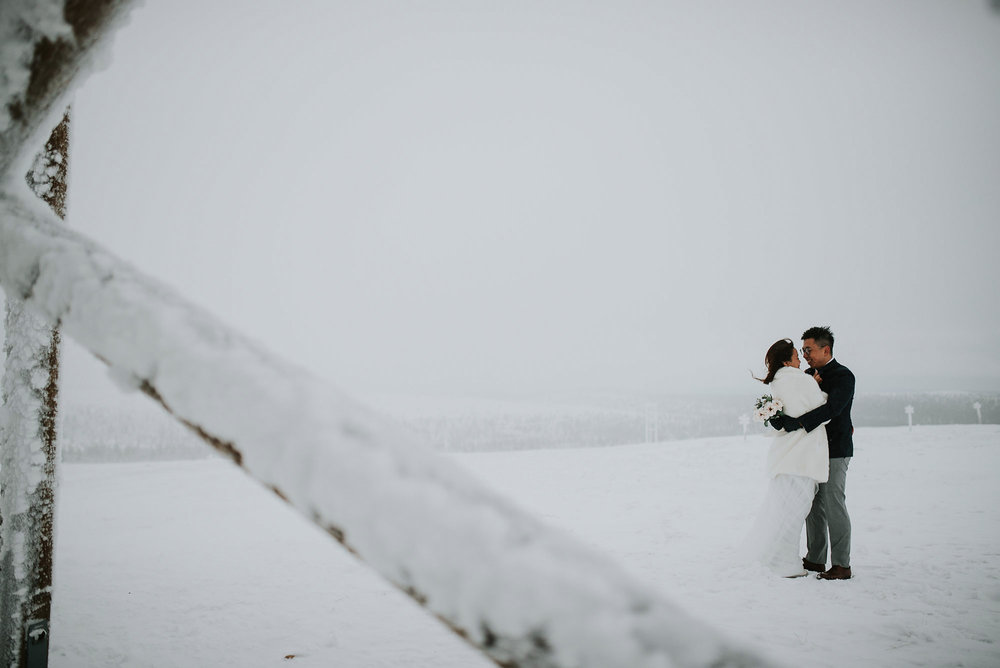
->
[779,415,804,432]
[769,414,786,431]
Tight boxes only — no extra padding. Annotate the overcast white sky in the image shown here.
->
[42,0,1000,402]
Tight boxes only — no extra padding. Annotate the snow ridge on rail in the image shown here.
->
[0,195,772,668]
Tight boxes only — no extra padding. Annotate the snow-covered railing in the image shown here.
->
[1,3,771,666]
[0,190,771,668]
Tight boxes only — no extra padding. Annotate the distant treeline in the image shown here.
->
[57,391,998,460]
[61,402,210,462]
[406,392,999,452]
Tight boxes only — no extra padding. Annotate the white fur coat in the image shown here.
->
[766,366,830,482]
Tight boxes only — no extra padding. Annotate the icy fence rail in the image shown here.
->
[0,2,772,666]
[0,191,772,668]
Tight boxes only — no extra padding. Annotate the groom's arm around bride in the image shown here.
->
[773,359,855,458]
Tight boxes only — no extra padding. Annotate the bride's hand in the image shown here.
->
[812,373,822,384]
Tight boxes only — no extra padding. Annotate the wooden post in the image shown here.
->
[1,4,132,665]
[0,108,70,668]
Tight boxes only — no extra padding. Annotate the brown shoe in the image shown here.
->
[818,565,852,580]
[802,558,825,573]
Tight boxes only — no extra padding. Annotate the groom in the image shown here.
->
[771,326,856,581]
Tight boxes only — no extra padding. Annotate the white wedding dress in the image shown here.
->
[744,366,830,577]
[744,474,819,576]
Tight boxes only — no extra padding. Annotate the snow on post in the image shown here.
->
[0,298,61,668]
[0,108,71,668]
[1,4,134,665]
[0,0,136,179]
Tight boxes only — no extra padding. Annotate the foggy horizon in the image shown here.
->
[7,1,1000,404]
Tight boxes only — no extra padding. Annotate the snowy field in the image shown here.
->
[49,424,999,667]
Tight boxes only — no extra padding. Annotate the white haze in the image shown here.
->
[47,0,1000,403]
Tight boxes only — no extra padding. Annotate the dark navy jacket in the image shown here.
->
[800,358,855,459]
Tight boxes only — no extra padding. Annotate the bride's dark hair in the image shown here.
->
[754,338,795,385]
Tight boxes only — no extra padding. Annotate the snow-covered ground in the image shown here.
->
[50,424,999,667]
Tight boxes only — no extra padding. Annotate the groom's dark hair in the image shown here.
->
[802,325,834,352]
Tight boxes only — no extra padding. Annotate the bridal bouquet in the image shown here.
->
[753,394,784,426]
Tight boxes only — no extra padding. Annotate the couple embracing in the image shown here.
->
[747,326,856,580]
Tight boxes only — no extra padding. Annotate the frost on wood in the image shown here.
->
[0,197,772,668]
[0,0,137,177]
[0,0,72,133]
[0,108,69,668]
[0,301,61,665]
[24,108,70,218]
[0,306,60,508]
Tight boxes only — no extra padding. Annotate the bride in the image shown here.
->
[746,338,829,577]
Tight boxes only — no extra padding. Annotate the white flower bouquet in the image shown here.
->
[753,394,784,427]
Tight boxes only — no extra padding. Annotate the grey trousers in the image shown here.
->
[805,457,852,568]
